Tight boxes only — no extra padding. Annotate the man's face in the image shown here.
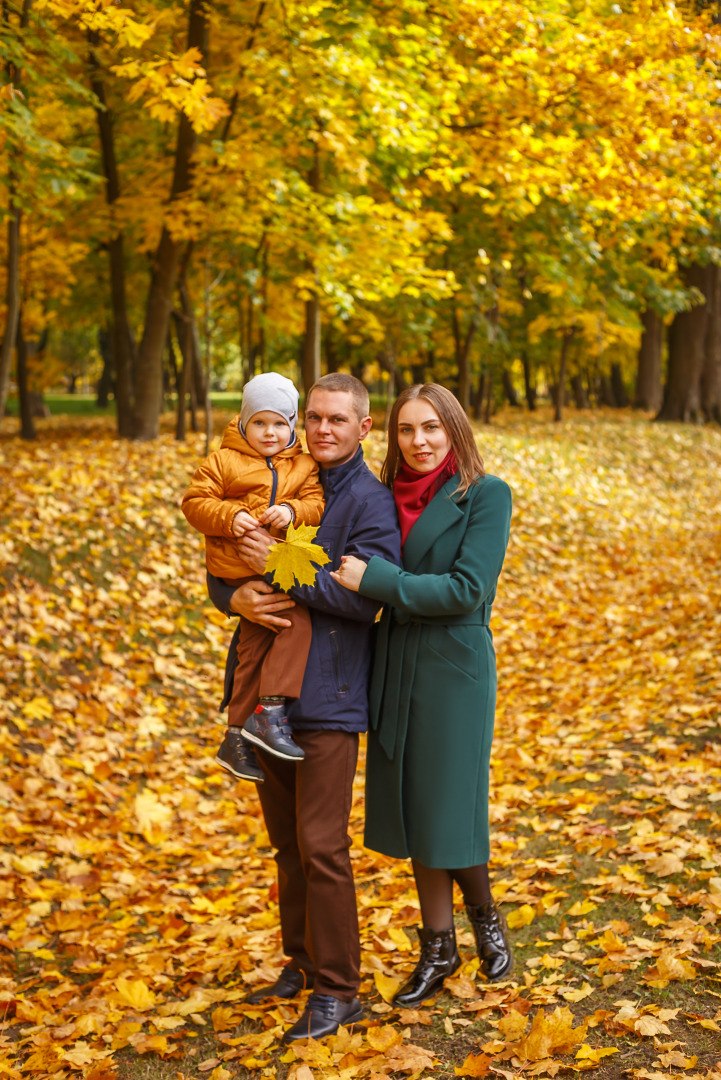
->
[304,389,372,468]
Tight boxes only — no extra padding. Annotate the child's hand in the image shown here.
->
[259,504,293,529]
[232,510,258,537]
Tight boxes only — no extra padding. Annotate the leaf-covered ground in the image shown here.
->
[1,409,720,1080]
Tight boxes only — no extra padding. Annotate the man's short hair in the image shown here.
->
[306,373,370,421]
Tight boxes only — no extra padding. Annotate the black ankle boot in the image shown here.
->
[392,927,461,1008]
[466,901,513,981]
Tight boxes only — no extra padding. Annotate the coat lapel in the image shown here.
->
[401,477,466,571]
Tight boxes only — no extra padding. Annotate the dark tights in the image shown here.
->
[411,859,492,932]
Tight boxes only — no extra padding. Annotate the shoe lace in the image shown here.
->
[308,993,337,1017]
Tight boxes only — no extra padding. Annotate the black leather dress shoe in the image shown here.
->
[281,993,363,1042]
[466,901,513,981]
[393,927,460,1007]
[245,968,313,1004]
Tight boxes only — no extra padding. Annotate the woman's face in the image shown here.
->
[397,398,451,473]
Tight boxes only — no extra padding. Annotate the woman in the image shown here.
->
[331,383,513,1006]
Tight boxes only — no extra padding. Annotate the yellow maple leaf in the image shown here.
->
[373,971,401,1003]
[21,696,54,721]
[115,976,156,1012]
[516,1006,588,1061]
[575,1045,619,1062]
[264,523,330,591]
[366,1024,403,1052]
[20,1046,65,1073]
[455,1052,491,1077]
[654,949,697,982]
[561,983,594,1003]
[133,790,173,845]
[506,904,535,929]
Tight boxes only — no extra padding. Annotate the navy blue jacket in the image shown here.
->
[207,445,401,732]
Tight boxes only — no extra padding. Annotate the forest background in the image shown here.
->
[3,0,721,437]
[2,3,721,1080]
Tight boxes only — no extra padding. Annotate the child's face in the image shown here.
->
[245,410,291,456]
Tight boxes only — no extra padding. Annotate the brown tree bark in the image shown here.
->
[634,309,664,411]
[452,303,479,412]
[502,368,520,406]
[610,362,629,408]
[0,0,32,422]
[302,294,321,394]
[570,373,589,409]
[521,348,536,410]
[132,0,208,440]
[700,264,721,422]
[657,263,712,422]
[302,147,321,395]
[0,203,21,420]
[554,331,573,422]
[16,313,35,440]
[88,30,135,438]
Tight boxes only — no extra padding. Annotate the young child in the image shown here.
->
[182,372,325,783]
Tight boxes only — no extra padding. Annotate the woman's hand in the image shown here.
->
[330,555,368,593]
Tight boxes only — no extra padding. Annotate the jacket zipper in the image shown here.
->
[266,457,278,508]
[329,629,349,693]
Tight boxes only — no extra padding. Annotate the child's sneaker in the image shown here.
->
[242,704,305,762]
[216,728,265,782]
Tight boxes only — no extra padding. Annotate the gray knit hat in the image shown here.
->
[240,372,299,438]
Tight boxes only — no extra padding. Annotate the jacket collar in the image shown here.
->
[400,475,466,570]
[320,444,366,494]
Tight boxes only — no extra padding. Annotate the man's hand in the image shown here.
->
[236,526,276,574]
[229,579,294,630]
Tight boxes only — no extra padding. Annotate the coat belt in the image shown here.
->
[390,603,491,628]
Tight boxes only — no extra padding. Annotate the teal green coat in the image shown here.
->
[359,474,512,868]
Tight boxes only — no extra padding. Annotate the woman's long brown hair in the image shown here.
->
[380,384,485,496]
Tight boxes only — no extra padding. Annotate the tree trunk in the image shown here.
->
[96,326,114,407]
[521,348,536,410]
[302,147,321,396]
[132,0,208,440]
[88,30,135,437]
[0,0,32,422]
[473,369,487,420]
[502,368,520,407]
[599,375,616,406]
[633,309,664,411]
[570,373,588,409]
[700,263,721,423]
[554,331,572,422]
[657,263,711,422]
[202,255,213,455]
[452,304,478,412]
[0,203,21,422]
[302,295,321,394]
[610,362,629,408]
[16,314,36,440]
[483,367,494,423]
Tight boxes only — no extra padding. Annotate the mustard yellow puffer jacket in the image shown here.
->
[182,416,324,579]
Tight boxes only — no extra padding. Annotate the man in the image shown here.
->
[207,373,401,1042]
